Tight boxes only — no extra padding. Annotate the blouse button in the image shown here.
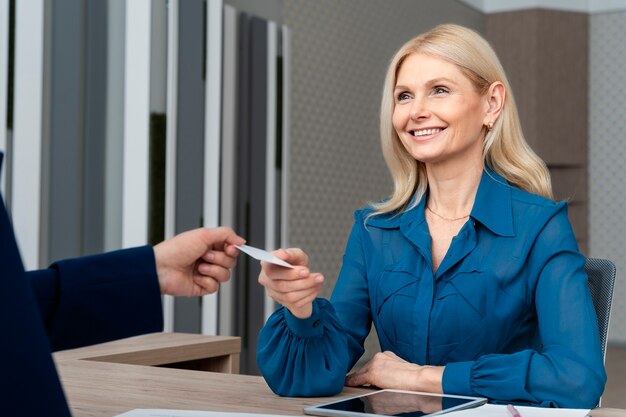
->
[313,319,321,328]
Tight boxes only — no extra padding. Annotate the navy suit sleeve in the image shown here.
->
[28,268,59,327]
[27,246,164,351]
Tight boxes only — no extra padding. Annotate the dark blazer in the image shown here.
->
[0,153,163,416]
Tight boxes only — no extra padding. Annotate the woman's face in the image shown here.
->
[392,53,489,168]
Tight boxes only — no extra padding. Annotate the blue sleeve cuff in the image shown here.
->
[283,298,326,338]
[442,361,475,396]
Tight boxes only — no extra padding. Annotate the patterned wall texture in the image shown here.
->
[590,11,626,344]
[282,0,483,362]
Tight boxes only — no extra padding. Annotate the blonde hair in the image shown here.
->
[371,24,553,217]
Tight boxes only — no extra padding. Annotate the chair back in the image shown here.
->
[585,258,616,361]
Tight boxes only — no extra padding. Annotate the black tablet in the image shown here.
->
[304,389,487,417]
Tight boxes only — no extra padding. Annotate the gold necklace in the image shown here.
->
[426,206,470,221]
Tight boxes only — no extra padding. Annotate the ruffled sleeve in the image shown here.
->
[258,211,373,397]
[257,298,351,396]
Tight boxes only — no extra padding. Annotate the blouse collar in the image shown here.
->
[366,166,516,237]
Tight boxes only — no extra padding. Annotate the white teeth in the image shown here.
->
[412,128,442,137]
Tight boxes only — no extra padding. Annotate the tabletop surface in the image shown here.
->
[53,333,626,417]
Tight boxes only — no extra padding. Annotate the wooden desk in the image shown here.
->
[54,333,626,417]
[54,332,241,374]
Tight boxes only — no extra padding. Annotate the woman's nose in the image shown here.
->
[409,98,429,121]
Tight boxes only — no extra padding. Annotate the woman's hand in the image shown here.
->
[345,351,444,393]
[258,248,324,319]
[365,390,442,415]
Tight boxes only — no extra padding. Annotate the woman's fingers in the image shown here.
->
[265,273,323,301]
[266,284,321,306]
[267,273,323,294]
[256,248,322,318]
[273,247,310,267]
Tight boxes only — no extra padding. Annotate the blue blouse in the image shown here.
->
[257,169,606,407]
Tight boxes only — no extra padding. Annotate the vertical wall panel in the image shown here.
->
[103,0,125,252]
[202,0,224,336]
[163,0,179,333]
[147,0,170,330]
[590,11,626,344]
[47,0,84,265]
[234,11,251,369]
[264,21,277,321]
[243,16,268,375]
[147,2,167,247]
[218,4,238,336]
[173,0,205,333]
[122,0,151,248]
[280,26,291,250]
[82,0,107,256]
[12,0,44,269]
[149,0,168,115]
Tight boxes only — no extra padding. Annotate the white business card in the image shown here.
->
[234,244,295,269]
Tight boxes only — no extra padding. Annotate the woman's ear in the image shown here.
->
[484,81,505,125]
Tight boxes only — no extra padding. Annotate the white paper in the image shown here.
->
[447,404,590,417]
[116,405,590,417]
[235,244,294,269]
[116,410,297,417]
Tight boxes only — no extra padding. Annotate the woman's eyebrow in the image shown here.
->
[394,84,411,92]
[425,77,458,86]
[394,77,459,91]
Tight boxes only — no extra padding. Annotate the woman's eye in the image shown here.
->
[397,92,411,102]
[433,86,449,95]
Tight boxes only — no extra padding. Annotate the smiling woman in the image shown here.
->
[391,53,498,183]
[255,24,606,408]
[375,24,552,220]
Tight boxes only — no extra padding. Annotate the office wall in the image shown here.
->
[589,10,626,344]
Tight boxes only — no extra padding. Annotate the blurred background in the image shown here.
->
[0,0,624,406]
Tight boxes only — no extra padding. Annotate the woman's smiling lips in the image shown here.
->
[408,127,445,140]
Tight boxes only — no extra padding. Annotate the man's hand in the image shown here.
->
[153,227,245,296]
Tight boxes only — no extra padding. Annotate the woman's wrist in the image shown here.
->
[288,303,313,319]
[416,365,445,393]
